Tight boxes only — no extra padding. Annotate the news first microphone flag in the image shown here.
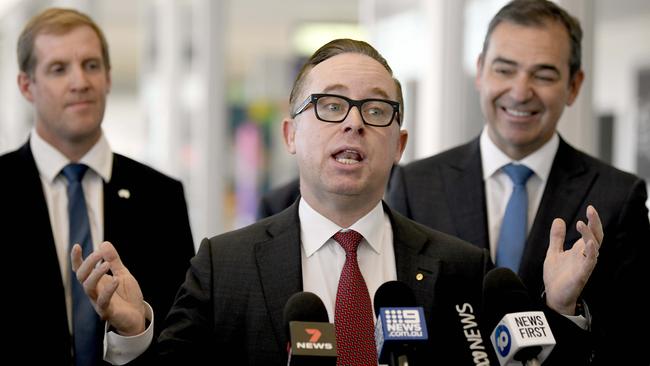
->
[491,311,555,366]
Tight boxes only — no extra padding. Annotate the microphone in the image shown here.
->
[483,268,555,366]
[283,292,337,366]
[373,281,428,366]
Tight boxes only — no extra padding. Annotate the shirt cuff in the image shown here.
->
[561,299,591,330]
[103,301,154,365]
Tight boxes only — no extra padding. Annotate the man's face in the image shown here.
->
[18,25,111,153]
[283,53,407,210]
[476,20,583,159]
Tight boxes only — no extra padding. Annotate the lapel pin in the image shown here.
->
[416,273,424,281]
[118,189,131,199]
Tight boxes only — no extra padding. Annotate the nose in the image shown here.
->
[70,65,91,92]
[341,105,365,135]
[509,74,533,102]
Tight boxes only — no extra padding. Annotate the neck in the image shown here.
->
[35,127,100,162]
[301,190,381,228]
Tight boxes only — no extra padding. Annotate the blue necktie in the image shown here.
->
[62,164,100,366]
[495,163,534,273]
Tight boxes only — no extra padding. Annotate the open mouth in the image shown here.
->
[333,149,364,165]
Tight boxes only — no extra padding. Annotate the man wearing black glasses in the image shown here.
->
[72,38,598,365]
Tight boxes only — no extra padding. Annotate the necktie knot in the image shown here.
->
[62,163,89,183]
[333,230,363,254]
[502,163,533,186]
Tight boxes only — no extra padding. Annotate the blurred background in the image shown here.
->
[1,0,648,249]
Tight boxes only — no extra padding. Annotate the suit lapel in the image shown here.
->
[388,204,441,322]
[103,154,135,251]
[443,139,489,248]
[254,202,303,350]
[520,138,595,293]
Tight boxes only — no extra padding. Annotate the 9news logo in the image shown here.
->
[494,324,511,357]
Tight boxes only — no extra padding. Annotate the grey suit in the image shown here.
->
[387,136,650,365]
[2,141,195,365]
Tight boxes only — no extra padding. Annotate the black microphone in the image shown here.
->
[482,268,555,366]
[373,281,428,366]
[283,292,337,366]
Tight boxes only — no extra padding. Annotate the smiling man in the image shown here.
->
[387,1,650,364]
[1,8,194,365]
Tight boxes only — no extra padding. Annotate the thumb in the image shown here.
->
[547,218,566,256]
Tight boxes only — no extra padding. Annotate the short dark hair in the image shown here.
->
[289,38,403,124]
[481,0,582,80]
[17,7,111,76]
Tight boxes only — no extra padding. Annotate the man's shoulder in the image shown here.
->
[0,143,37,187]
[0,143,29,166]
[206,207,297,251]
[560,142,645,185]
[390,207,486,259]
[112,153,183,187]
[401,139,478,175]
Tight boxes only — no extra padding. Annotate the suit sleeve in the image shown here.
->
[590,178,650,364]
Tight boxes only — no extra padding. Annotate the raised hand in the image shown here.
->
[543,205,603,315]
[71,241,147,335]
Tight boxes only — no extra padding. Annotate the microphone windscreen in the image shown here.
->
[373,281,417,316]
[283,292,329,337]
[481,268,535,333]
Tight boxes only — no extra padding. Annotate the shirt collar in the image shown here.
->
[30,128,113,183]
[298,198,386,257]
[480,126,558,182]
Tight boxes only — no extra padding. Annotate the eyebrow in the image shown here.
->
[321,84,392,100]
[492,57,561,76]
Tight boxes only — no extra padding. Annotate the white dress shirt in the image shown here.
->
[299,198,398,322]
[31,129,113,330]
[480,127,558,262]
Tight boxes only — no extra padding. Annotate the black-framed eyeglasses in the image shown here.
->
[291,93,401,127]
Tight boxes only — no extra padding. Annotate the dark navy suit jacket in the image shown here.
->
[2,142,195,365]
[387,136,650,365]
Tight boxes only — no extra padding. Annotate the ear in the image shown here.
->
[106,70,112,94]
[17,72,34,102]
[393,129,409,164]
[282,117,297,155]
[475,54,485,91]
[566,69,584,106]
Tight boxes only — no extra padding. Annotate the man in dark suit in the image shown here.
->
[386,1,650,364]
[75,39,600,365]
[1,8,195,365]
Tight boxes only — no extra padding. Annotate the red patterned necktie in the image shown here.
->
[333,230,378,365]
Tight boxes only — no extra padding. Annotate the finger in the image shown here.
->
[74,249,104,283]
[576,220,597,249]
[96,277,119,314]
[582,238,599,259]
[70,244,83,272]
[83,261,111,300]
[99,241,130,275]
[547,218,566,255]
[586,205,604,245]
